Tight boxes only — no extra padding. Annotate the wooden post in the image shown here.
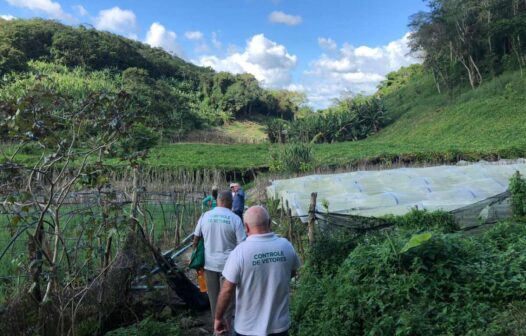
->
[283,200,290,240]
[308,192,317,245]
[287,208,293,241]
[130,165,140,232]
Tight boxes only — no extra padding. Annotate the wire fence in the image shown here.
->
[0,189,207,301]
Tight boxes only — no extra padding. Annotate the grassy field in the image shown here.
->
[147,69,526,170]
[183,118,269,144]
[3,70,525,171]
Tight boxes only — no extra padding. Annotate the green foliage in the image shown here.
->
[266,118,288,143]
[0,19,302,138]
[268,98,387,144]
[399,232,433,253]
[291,221,526,336]
[105,318,181,336]
[386,209,460,233]
[509,170,526,218]
[114,123,159,162]
[269,142,314,173]
[377,64,424,97]
[0,44,27,75]
[375,67,526,157]
[306,229,358,274]
[409,0,526,90]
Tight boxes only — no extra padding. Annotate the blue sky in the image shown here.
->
[1,0,428,107]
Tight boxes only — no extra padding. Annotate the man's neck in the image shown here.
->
[248,229,271,237]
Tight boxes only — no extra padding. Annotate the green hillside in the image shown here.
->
[3,65,525,171]
[2,17,525,171]
[376,66,526,151]
[0,18,302,142]
[142,68,526,170]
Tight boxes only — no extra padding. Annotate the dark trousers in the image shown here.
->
[235,331,288,336]
[233,210,243,221]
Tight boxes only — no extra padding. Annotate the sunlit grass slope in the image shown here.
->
[375,69,526,151]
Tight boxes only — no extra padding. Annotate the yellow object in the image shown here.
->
[197,268,207,293]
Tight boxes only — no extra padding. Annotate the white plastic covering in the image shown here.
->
[267,159,526,221]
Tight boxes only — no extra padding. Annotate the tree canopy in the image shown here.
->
[409,0,526,91]
[0,19,303,141]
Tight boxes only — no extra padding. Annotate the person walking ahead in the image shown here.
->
[230,183,245,219]
[193,191,246,324]
[202,185,219,210]
[214,206,300,336]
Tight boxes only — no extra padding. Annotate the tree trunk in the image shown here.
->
[469,55,483,85]
[460,58,476,89]
[130,166,140,232]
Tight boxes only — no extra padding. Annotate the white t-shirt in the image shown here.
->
[193,207,246,272]
[222,232,300,336]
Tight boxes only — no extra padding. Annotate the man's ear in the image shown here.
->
[244,222,250,234]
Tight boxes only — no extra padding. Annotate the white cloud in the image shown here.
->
[302,33,420,108]
[185,31,208,52]
[211,31,222,49]
[145,22,184,57]
[354,46,383,59]
[94,7,137,36]
[269,11,302,26]
[1,14,16,20]
[6,0,72,20]
[185,31,204,40]
[197,34,297,88]
[318,37,337,51]
[194,43,209,53]
[73,4,88,17]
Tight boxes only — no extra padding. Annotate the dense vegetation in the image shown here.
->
[266,98,387,144]
[0,18,304,141]
[409,0,526,91]
[290,182,526,335]
[291,218,526,335]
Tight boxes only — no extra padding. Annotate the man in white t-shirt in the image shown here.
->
[214,206,300,336]
[193,191,246,324]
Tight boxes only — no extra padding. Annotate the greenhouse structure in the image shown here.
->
[267,159,526,229]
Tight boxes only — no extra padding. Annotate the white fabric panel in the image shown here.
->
[267,160,526,220]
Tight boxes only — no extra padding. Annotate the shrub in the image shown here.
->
[291,221,526,335]
[509,171,526,218]
[269,142,314,173]
[306,229,358,274]
[105,318,181,336]
[266,118,289,144]
[386,208,460,233]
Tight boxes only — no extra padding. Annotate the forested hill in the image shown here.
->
[0,19,210,85]
[0,19,303,141]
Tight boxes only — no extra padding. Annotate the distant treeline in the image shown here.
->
[0,19,306,141]
[410,0,526,92]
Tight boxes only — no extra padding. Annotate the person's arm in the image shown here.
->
[235,219,246,244]
[192,235,200,249]
[192,215,203,248]
[214,280,236,334]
